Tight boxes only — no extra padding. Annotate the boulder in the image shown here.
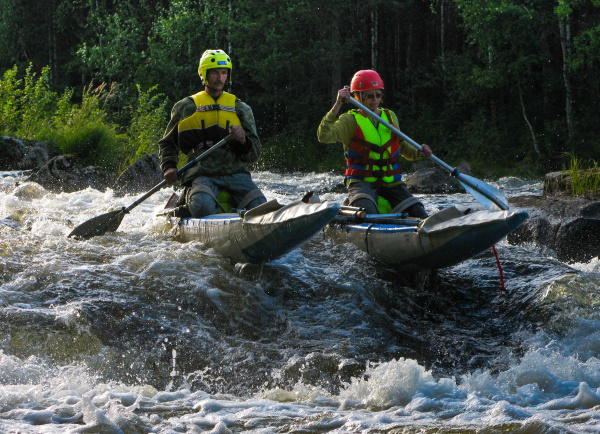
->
[405,161,472,194]
[543,171,572,196]
[112,153,164,195]
[0,136,57,170]
[508,195,600,263]
[27,155,116,193]
[543,170,600,199]
[317,162,473,196]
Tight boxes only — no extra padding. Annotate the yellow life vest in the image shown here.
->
[177,91,241,154]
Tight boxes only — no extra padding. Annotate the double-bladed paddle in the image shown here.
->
[69,135,232,239]
[344,91,509,211]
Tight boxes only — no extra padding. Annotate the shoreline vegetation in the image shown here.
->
[1,1,599,182]
[567,155,600,199]
[0,64,598,191]
[0,65,166,173]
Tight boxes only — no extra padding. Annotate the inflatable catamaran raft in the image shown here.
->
[164,198,341,264]
[163,194,526,269]
[324,205,528,270]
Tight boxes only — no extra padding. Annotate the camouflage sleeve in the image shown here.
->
[235,98,261,163]
[158,98,190,172]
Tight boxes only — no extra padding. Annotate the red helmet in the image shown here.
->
[350,70,384,92]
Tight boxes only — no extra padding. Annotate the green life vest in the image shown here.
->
[344,109,402,184]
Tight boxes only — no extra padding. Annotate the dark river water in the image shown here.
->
[1,171,599,433]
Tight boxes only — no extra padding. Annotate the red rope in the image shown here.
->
[491,245,507,294]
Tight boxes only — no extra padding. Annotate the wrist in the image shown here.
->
[162,163,177,173]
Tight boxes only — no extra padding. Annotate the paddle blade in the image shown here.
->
[68,209,126,240]
[457,173,509,211]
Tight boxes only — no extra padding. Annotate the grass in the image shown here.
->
[567,153,600,198]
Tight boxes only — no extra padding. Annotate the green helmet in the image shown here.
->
[198,49,232,83]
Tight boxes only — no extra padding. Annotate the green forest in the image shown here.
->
[1,0,599,177]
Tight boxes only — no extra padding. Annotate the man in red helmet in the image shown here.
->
[317,69,432,218]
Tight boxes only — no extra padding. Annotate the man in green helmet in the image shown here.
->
[158,49,266,217]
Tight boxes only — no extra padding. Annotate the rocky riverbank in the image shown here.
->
[1,136,162,195]
[508,195,600,263]
[2,135,599,264]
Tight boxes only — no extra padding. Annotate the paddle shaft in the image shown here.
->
[69,135,232,239]
[344,93,509,210]
[123,135,232,214]
[332,215,421,225]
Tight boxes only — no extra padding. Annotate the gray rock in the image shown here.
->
[405,161,472,194]
[543,171,572,196]
[508,195,600,263]
[112,153,164,195]
[543,170,600,199]
[0,136,56,170]
[27,155,116,193]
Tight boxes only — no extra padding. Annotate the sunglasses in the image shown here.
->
[363,92,383,99]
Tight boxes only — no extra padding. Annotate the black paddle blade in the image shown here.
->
[68,209,126,240]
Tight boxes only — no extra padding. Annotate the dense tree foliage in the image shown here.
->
[1,0,599,176]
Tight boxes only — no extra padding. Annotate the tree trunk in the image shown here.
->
[394,21,400,90]
[488,44,497,128]
[227,0,233,55]
[558,14,574,148]
[519,85,541,159]
[331,11,341,102]
[371,8,378,69]
[439,0,446,83]
[49,0,57,84]
[406,21,413,105]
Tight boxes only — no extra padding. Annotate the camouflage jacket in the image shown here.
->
[158,93,261,185]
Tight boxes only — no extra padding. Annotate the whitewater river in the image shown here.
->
[1,170,599,433]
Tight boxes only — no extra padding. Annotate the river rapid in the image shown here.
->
[1,170,599,433]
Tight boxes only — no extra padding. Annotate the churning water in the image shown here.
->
[1,170,599,433]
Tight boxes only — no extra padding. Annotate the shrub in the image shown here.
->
[0,64,59,138]
[124,84,168,166]
[18,65,58,139]
[42,83,125,170]
[0,65,126,170]
[0,66,22,134]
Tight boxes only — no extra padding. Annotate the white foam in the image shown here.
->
[541,382,600,410]
[340,358,456,408]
